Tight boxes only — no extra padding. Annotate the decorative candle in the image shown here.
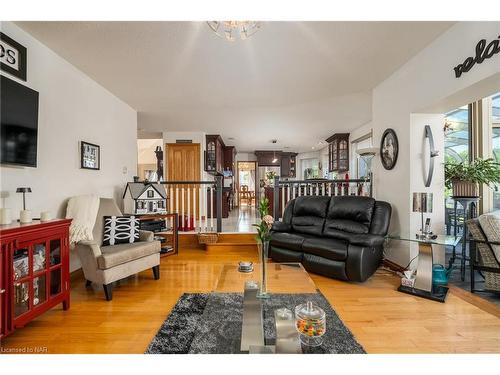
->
[0,208,12,225]
[40,211,51,222]
[20,209,32,224]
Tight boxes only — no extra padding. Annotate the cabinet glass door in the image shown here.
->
[14,281,29,317]
[13,248,29,280]
[33,275,47,306]
[33,243,46,273]
[50,268,62,296]
[50,239,61,266]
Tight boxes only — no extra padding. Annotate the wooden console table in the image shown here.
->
[0,219,71,339]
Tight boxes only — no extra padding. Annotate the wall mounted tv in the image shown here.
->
[1,75,39,167]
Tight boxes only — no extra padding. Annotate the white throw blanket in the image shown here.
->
[66,195,100,245]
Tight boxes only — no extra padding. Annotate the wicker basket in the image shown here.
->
[197,232,219,245]
[452,180,479,197]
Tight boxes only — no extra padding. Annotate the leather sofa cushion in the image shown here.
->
[271,221,292,233]
[292,215,325,236]
[327,196,375,223]
[302,253,348,281]
[270,232,306,251]
[369,201,392,235]
[97,240,160,270]
[268,246,303,263]
[324,219,369,235]
[302,237,348,261]
[293,196,331,217]
[291,196,330,236]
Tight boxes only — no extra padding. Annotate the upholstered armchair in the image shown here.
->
[75,198,161,301]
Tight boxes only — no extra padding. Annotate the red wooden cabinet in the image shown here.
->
[0,219,71,338]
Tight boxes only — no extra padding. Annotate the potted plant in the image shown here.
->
[445,158,500,197]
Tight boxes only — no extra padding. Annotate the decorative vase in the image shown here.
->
[257,240,270,299]
[452,180,479,197]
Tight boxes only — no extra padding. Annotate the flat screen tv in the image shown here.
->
[1,75,39,167]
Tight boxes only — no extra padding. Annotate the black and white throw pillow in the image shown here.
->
[102,215,139,246]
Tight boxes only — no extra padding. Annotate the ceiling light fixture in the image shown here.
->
[272,150,278,164]
[207,21,261,41]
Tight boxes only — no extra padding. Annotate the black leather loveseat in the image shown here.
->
[269,195,391,282]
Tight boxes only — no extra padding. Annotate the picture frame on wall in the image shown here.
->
[80,141,100,170]
[380,128,398,170]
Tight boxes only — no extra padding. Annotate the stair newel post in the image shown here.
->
[215,175,223,233]
[273,176,280,220]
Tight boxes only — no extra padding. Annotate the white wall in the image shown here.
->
[0,22,138,272]
[138,139,162,165]
[236,152,257,163]
[0,22,137,218]
[370,21,500,266]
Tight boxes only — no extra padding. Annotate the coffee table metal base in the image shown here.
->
[398,284,448,303]
[240,280,302,354]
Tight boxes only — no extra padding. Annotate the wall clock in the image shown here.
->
[380,128,399,170]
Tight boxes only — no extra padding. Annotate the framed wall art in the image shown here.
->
[80,141,100,170]
[380,128,399,170]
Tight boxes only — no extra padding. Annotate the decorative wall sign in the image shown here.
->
[454,35,500,78]
[80,141,100,170]
[380,128,399,170]
[424,125,439,187]
[0,32,27,81]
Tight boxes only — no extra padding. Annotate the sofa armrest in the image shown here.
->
[346,234,385,248]
[271,221,292,233]
[76,240,103,258]
[139,230,154,242]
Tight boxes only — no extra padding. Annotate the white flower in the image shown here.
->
[262,215,274,229]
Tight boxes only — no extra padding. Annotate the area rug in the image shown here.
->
[146,291,365,354]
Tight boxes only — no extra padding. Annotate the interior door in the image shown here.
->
[166,143,201,215]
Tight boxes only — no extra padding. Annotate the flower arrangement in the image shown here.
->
[265,171,277,186]
[253,197,274,243]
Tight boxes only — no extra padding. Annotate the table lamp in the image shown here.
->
[16,187,32,210]
[413,192,433,239]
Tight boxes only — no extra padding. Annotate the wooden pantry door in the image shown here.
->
[166,143,201,216]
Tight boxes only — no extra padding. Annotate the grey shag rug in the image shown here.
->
[146,292,365,354]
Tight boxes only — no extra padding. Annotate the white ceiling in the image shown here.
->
[17,21,454,152]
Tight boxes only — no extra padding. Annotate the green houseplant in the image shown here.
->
[444,158,500,197]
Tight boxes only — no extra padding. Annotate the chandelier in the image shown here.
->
[207,21,261,41]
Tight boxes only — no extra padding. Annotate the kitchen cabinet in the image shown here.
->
[280,152,297,178]
[205,135,225,175]
[326,133,349,173]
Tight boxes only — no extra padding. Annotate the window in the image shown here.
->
[350,135,372,179]
[490,93,500,211]
[301,158,320,179]
[444,105,470,163]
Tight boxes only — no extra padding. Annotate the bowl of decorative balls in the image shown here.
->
[295,301,326,347]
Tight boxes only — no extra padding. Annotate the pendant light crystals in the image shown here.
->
[207,21,261,41]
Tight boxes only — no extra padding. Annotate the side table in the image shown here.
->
[387,234,461,302]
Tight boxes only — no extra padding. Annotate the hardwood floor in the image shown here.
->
[1,245,499,354]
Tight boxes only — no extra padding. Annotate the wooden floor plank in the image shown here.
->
[1,246,499,353]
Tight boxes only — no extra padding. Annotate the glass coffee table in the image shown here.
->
[387,233,461,302]
[213,262,317,353]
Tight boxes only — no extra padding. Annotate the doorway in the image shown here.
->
[166,143,201,215]
[237,161,257,207]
